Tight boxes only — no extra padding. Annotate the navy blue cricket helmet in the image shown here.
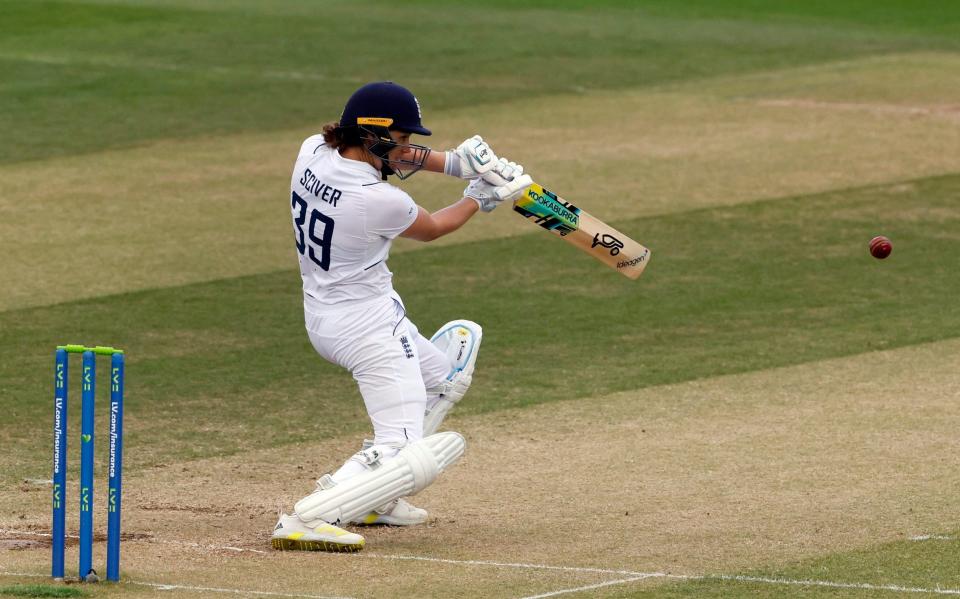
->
[340,81,431,136]
[338,82,432,179]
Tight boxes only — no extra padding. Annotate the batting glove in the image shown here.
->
[465,173,533,212]
[482,157,525,186]
[494,173,533,202]
[445,135,497,179]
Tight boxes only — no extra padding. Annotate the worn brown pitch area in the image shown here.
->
[3,338,960,597]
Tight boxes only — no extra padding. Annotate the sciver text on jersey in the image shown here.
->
[300,168,343,207]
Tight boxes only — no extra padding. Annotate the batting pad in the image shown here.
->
[295,432,465,526]
[424,320,482,436]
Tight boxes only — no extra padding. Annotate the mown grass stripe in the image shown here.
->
[1,174,957,480]
[4,0,958,163]
[707,575,960,595]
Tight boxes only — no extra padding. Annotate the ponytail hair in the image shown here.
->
[321,121,363,150]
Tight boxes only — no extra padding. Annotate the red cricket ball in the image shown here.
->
[869,235,892,259]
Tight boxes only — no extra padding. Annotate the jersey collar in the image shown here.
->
[333,147,381,180]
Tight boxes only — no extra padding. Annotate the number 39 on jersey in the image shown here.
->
[292,191,335,271]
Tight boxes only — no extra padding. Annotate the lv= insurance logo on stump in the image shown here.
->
[52,345,125,583]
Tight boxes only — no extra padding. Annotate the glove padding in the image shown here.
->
[494,173,533,202]
[465,173,533,213]
[447,135,497,179]
[481,157,525,187]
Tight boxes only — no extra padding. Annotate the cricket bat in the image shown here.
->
[512,183,651,279]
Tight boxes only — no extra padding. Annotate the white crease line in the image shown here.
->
[0,529,60,538]
[0,571,353,599]
[0,528,266,554]
[519,575,658,599]
[129,580,353,598]
[153,538,268,555]
[519,573,960,598]
[369,555,960,596]
[5,531,960,596]
[911,535,955,541]
[366,553,646,577]
[709,574,960,595]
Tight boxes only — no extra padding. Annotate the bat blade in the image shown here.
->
[512,182,650,279]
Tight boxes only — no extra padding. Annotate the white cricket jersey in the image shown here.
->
[290,135,418,306]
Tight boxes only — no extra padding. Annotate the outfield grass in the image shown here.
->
[2,1,959,597]
[2,174,957,480]
[2,0,959,163]
[4,50,959,314]
[607,532,960,597]
[0,585,87,598]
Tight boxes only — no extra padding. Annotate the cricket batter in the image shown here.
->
[272,81,531,552]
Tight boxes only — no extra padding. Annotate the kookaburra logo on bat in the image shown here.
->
[510,182,651,279]
[592,233,624,256]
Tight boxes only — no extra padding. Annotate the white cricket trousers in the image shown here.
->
[304,293,452,447]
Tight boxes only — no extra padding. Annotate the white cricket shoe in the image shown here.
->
[271,512,365,552]
[353,498,428,526]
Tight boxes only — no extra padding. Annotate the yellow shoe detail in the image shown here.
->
[271,513,364,552]
[315,524,348,537]
[362,512,380,524]
[271,537,364,553]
